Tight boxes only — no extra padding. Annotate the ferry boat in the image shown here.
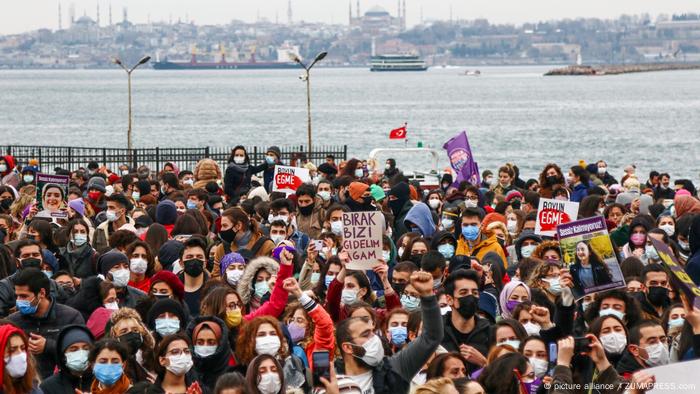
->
[370,54,428,72]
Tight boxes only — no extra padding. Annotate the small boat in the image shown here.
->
[461,70,481,76]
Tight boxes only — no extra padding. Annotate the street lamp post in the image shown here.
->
[113,56,151,151]
[294,51,327,160]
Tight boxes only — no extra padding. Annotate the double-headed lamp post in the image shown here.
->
[113,56,151,151]
[294,51,327,160]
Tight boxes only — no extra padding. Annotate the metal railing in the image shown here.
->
[1,145,348,173]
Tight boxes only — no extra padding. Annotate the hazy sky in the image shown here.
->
[2,0,699,35]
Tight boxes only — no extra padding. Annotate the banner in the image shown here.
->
[557,217,625,299]
[272,165,310,195]
[535,198,579,237]
[443,131,480,186]
[341,211,385,270]
[35,173,70,219]
[650,237,700,310]
[646,358,700,393]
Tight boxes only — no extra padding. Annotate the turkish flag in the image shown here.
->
[389,124,407,139]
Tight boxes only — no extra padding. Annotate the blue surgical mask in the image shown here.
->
[186,200,197,210]
[310,272,321,284]
[388,326,408,346]
[324,275,335,288]
[668,317,685,330]
[645,244,659,260]
[73,233,88,246]
[42,270,53,279]
[437,244,455,259]
[265,156,276,165]
[16,298,38,315]
[354,169,364,178]
[382,250,391,262]
[155,317,181,337]
[599,308,625,321]
[400,294,420,311]
[543,277,562,295]
[254,281,270,298]
[93,363,123,386]
[461,225,479,241]
[520,244,536,258]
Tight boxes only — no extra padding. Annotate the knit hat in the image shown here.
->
[317,163,337,176]
[42,249,58,273]
[482,212,507,229]
[220,252,246,273]
[369,184,385,202]
[157,241,184,271]
[68,198,85,216]
[87,307,114,340]
[146,298,187,331]
[192,320,222,342]
[149,270,185,301]
[97,251,129,276]
[156,200,178,225]
[134,215,153,229]
[478,293,498,323]
[59,325,94,354]
[348,182,369,202]
[267,146,282,159]
[505,190,524,202]
[408,185,418,201]
[87,176,107,193]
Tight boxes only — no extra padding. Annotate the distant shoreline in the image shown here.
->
[545,63,700,76]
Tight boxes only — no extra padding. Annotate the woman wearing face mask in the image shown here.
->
[499,281,531,320]
[60,219,99,279]
[400,237,430,266]
[551,335,627,394]
[538,164,566,199]
[588,315,628,370]
[236,316,307,391]
[311,256,342,302]
[148,270,191,316]
[108,307,157,383]
[621,219,650,262]
[86,339,131,394]
[236,256,282,313]
[493,319,528,351]
[219,252,247,290]
[425,190,444,215]
[662,303,686,344]
[245,354,285,394]
[125,240,157,293]
[146,298,188,345]
[383,308,410,353]
[339,158,364,180]
[187,317,236,390]
[521,336,551,384]
[1,324,41,394]
[527,261,563,305]
[478,352,540,394]
[223,145,269,206]
[212,207,275,277]
[280,278,334,368]
[154,333,201,394]
[40,325,95,394]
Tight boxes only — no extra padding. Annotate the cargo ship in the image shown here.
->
[152,55,299,70]
[370,54,428,72]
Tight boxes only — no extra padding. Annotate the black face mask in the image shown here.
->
[21,258,42,270]
[409,254,423,266]
[388,199,404,217]
[392,282,407,295]
[26,234,36,241]
[218,229,236,244]
[0,198,12,211]
[456,295,477,319]
[119,332,143,355]
[647,286,670,307]
[183,259,204,277]
[546,175,559,185]
[630,291,646,304]
[299,204,314,216]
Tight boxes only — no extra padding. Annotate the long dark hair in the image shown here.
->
[154,333,192,379]
[227,145,249,165]
[574,241,606,268]
[245,354,284,394]
[313,256,342,301]
[578,195,603,219]
[538,163,565,188]
[478,352,529,394]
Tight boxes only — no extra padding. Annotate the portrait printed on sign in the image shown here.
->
[35,173,70,219]
[557,217,625,299]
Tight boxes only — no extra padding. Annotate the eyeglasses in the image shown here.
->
[167,348,191,356]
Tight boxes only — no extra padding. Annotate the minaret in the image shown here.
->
[69,3,75,27]
[58,3,63,30]
[109,3,112,25]
[349,0,352,25]
[356,0,360,18]
[96,2,100,26]
[402,0,406,30]
[287,0,292,24]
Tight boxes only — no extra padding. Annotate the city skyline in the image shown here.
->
[2,0,699,35]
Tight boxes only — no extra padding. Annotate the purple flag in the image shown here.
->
[443,131,480,187]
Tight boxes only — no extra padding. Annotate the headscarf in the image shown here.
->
[674,195,700,218]
[498,280,531,319]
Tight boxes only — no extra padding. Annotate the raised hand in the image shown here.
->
[410,271,434,297]
[283,277,302,298]
[557,336,574,367]
[279,249,294,266]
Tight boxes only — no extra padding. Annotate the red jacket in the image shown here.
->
[304,304,335,369]
[325,277,400,323]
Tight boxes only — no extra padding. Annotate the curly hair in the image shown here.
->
[531,240,561,261]
[108,306,157,372]
[538,163,565,188]
[200,286,243,321]
[282,301,315,349]
[125,240,157,277]
[235,315,289,365]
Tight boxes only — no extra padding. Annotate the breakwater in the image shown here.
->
[544,63,700,76]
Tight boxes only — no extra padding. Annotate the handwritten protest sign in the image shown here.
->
[342,211,385,270]
[272,165,310,195]
[650,237,700,310]
[535,198,579,237]
[557,217,625,299]
[35,173,69,219]
[646,358,700,393]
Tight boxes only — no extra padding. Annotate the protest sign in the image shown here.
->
[646,358,700,393]
[341,211,385,270]
[443,131,480,187]
[650,237,700,310]
[535,198,579,237]
[557,216,625,299]
[272,165,310,195]
[35,173,70,219]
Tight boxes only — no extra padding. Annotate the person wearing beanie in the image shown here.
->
[388,182,413,240]
[262,146,284,192]
[146,298,188,342]
[157,240,185,272]
[92,193,135,253]
[149,270,186,302]
[97,250,147,309]
[40,325,95,394]
[440,173,454,193]
[344,181,375,212]
[513,231,543,261]
[68,198,85,217]
[317,162,338,180]
[155,200,178,236]
[369,184,386,202]
[219,252,247,289]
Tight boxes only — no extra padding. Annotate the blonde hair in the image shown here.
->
[486,221,511,245]
[415,377,455,394]
[109,307,156,350]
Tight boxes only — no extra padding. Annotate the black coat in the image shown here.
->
[40,325,94,394]
[187,316,235,391]
[441,313,492,375]
[59,243,99,279]
[224,162,268,205]
[8,298,85,379]
[569,261,612,293]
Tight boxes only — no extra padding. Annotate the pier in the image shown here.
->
[544,63,700,76]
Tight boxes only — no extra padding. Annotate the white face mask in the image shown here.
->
[642,342,670,367]
[354,169,364,178]
[523,321,541,336]
[65,349,90,372]
[255,335,281,356]
[166,353,193,376]
[428,199,441,209]
[233,156,246,164]
[130,258,148,274]
[226,269,244,286]
[110,268,130,288]
[194,345,217,358]
[330,220,343,236]
[271,234,286,246]
[600,332,627,354]
[106,210,119,222]
[341,288,358,305]
[659,224,675,237]
[318,191,331,201]
[104,301,119,311]
[464,199,478,208]
[599,308,625,321]
[520,244,536,258]
[257,372,282,394]
[4,352,28,378]
[529,357,549,378]
[507,219,518,233]
[352,334,384,367]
